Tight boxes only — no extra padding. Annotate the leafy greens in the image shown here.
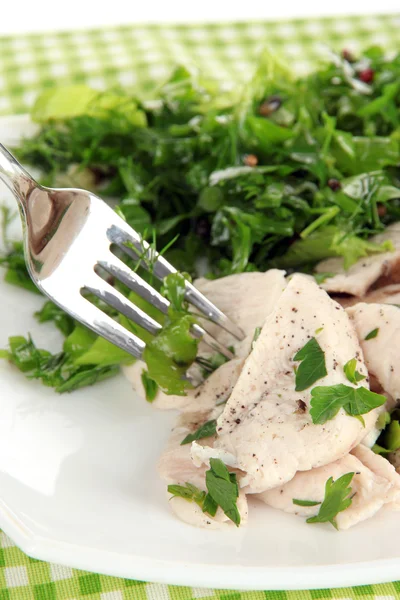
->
[3,46,400,394]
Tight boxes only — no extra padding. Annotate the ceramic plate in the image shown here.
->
[1,115,400,591]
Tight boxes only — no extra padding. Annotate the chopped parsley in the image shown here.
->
[310,383,386,425]
[293,337,327,392]
[167,458,241,526]
[343,358,366,385]
[181,419,217,445]
[365,328,379,340]
[141,370,158,402]
[299,472,355,530]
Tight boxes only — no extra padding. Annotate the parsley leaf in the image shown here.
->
[252,326,262,348]
[310,384,386,425]
[292,499,321,507]
[365,328,379,340]
[306,472,355,530]
[181,419,217,445]
[167,459,241,526]
[205,458,241,526]
[314,272,335,285]
[167,483,206,508]
[293,337,327,392]
[343,358,366,384]
[141,370,158,402]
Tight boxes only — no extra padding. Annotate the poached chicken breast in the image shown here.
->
[192,274,381,493]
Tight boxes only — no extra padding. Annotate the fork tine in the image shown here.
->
[85,273,162,336]
[107,222,245,341]
[98,255,170,314]
[58,294,146,359]
[99,253,235,360]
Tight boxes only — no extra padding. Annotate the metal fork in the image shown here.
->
[0,144,244,364]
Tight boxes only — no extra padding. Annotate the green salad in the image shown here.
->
[1,45,400,397]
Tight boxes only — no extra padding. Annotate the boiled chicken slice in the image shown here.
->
[347,303,400,403]
[333,283,400,309]
[316,223,400,297]
[123,269,287,411]
[257,448,400,530]
[192,274,380,494]
[351,444,400,509]
[158,410,248,529]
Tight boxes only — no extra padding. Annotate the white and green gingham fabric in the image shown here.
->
[0,13,400,116]
[1,12,400,600]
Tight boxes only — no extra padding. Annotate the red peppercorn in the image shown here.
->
[342,49,355,62]
[328,178,341,192]
[358,68,374,84]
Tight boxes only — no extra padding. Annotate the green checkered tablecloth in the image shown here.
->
[1,12,400,600]
[1,13,400,116]
[0,531,400,600]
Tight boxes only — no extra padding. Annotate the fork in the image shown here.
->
[0,143,244,365]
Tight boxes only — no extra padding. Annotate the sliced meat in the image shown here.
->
[194,269,287,350]
[192,274,380,493]
[123,269,287,410]
[123,357,245,413]
[316,223,400,297]
[351,444,400,509]
[158,411,248,529]
[361,392,395,448]
[346,303,400,403]
[257,450,398,530]
[334,283,400,309]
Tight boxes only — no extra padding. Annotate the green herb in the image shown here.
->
[310,384,386,425]
[167,482,206,508]
[181,419,217,445]
[0,334,119,393]
[305,472,355,530]
[4,47,400,395]
[343,358,366,384]
[252,326,262,349]
[292,499,321,507]
[167,459,240,526]
[293,338,327,392]
[141,371,159,402]
[315,327,324,335]
[34,301,75,336]
[205,458,241,526]
[196,352,229,376]
[365,328,379,340]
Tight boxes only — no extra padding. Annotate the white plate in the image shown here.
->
[1,115,400,591]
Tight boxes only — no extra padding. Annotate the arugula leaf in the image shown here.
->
[365,328,379,340]
[306,472,355,529]
[141,371,159,402]
[181,419,217,445]
[205,458,241,526]
[292,499,321,507]
[293,337,327,391]
[310,384,386,425]
[343,358,366,384]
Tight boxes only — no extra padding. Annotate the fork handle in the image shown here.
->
[0,143,39,212]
